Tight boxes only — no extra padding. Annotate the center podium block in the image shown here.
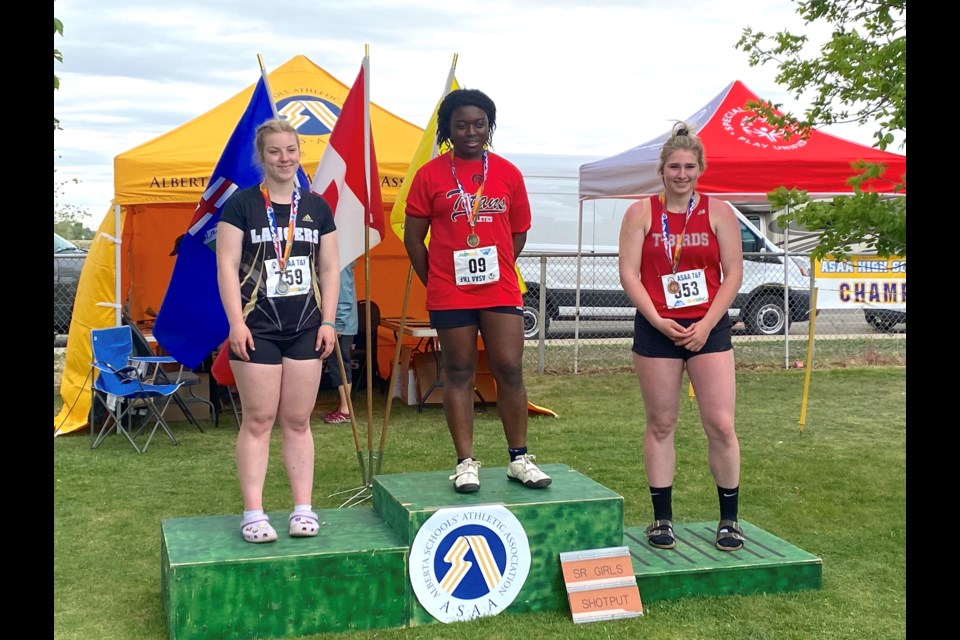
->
[372,463,625,626]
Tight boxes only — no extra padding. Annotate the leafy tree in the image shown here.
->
[736,0,905,259]
[55,173,93,237]
[54,15,63,130]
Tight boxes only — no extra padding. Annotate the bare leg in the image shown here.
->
[336,383,351,414]
[633,353,686,488]
[231,360,282,511]
[686,350,739,488]
[477,310,527,449]
[277,356,324,506]
[435,325,479,459]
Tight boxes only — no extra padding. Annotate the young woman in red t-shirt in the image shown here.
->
[404,89,551,494]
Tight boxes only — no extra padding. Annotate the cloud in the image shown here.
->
[53,0,901,219]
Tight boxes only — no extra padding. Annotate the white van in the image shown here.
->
[506,153,814,339]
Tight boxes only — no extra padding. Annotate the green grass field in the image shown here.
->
[53,344,906,640]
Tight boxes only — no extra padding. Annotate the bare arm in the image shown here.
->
[216,222,254,360]
[674,198,744,351]
[619,200,674,331]
[315,230,340,357]
[702,198,743,330]
[403,215,431,286]
[513,231,527,260]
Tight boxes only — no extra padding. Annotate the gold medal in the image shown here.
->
[466,233,480,248]
[667,278,680,295]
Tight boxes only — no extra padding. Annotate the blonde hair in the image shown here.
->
[656,121,707,176]
[253,118,300,166]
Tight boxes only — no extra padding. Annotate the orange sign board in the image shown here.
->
[559,546,643,623]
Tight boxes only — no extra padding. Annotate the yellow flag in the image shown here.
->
[389,61,459,241]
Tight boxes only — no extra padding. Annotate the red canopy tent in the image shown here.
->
[578,79,906,201]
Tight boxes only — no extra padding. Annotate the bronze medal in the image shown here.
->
[466,233,480,248]
[667,278,680,295]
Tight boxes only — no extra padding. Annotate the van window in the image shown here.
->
[739,220,761,253]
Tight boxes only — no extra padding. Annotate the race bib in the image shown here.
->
[266,256,312,298]
[662,268,709,309]
[453,245,500,287]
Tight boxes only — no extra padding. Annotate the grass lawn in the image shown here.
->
[53,349,906,640]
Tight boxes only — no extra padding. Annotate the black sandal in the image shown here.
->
[715,519,744,551]
[645,519,676,549]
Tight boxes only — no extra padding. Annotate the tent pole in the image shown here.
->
[574,199,584,374]
[114,203,122,327]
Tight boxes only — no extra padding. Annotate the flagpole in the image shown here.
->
[378,53,458,475]
[256,54,280,118]
[360,46,379,486]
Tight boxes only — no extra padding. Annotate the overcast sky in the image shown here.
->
[53,0,903,221]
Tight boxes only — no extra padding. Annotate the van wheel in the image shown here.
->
[522,295,550,340]
[743,295,788,335]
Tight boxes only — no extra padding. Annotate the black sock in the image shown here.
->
[508,447,527,462]
[718,485,739,522]
[649,486,673,522]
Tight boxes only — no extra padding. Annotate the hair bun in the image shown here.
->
[676,127,689,136]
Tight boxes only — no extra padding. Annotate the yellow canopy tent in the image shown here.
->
[55,54,429,435]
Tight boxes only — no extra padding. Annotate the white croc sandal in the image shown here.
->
[240,515,278,544]
[289,510,320,537]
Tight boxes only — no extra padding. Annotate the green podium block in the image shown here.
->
[372,463,625,626]
[624,520,823,603]
[161,507,408,640]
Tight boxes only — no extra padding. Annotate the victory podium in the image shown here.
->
[161,464,821,639]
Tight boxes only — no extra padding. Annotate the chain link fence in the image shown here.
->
[54,251,905,377]
[54,253,87,336]
[518,250,906,374]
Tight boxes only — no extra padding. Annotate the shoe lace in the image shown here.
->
[449,459,480,480]
[513,454,542,475]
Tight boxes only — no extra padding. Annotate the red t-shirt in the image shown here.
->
[406,151,531,310]
[639,194,723,319]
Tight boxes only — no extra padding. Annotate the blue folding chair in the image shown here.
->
[89,326,184,453]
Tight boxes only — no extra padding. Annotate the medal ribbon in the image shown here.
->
[450,150,488,240]
[260,183,300,272]
[660,192,696,275]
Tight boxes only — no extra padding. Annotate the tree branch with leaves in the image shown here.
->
[736,0,906,259]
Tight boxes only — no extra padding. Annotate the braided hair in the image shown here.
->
[656,121,707,176]
[435,88,497,149]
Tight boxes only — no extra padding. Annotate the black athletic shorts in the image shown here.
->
[429,306,523,330]
[228,326,322,364]
[631,312,733,360]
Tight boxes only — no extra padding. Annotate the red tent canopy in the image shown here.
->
[579,80,906,200]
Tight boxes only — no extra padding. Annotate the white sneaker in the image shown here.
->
[507,453,552,488]
[450,458,481,493]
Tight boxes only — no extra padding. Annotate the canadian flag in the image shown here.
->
[311,57,384,269]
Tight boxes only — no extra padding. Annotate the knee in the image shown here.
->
[644,419,677,441]
[490,362,523,388]
[240,416,275,437]
[444,361,476,387]
[279,417,312,434]
[704,420,737,444]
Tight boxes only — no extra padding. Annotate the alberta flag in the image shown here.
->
[154,75,309,368]
[311,56,383,269]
